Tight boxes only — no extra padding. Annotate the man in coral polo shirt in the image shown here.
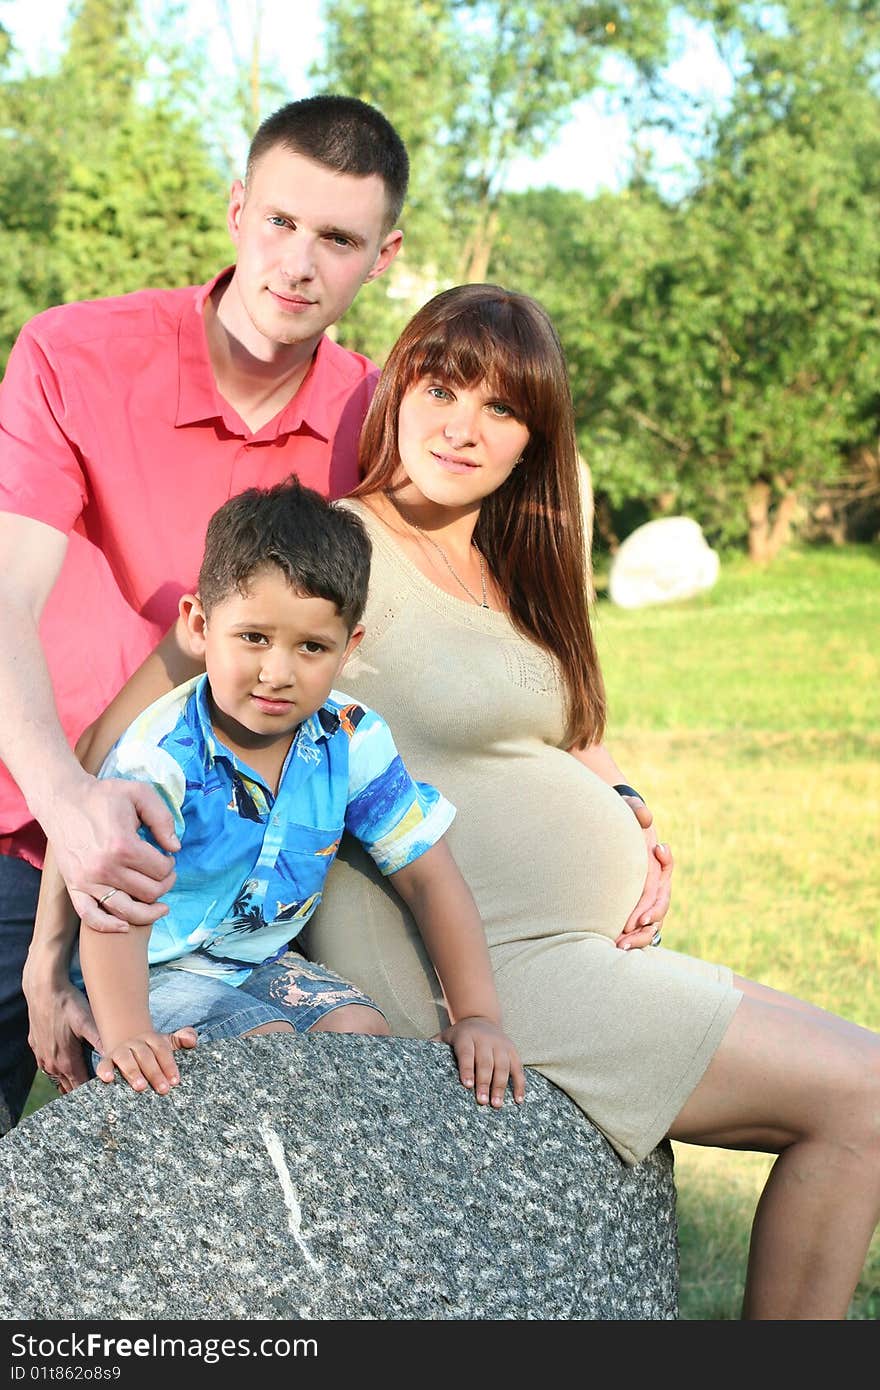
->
[0,94,407,1126]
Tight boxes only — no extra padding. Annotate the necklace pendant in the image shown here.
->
[388,495,490,610]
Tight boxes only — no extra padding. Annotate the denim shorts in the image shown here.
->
[88,949,384,1072]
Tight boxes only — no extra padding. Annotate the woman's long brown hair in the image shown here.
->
[352,283,606,747]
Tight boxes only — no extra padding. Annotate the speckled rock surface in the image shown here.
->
[0,1035,678,1320]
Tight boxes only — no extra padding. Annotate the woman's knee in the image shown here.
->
[833,1040,880,1151]
[672,994,880,1152]
[309,1005,391,1036]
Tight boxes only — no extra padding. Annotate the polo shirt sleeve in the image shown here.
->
[97,738,188,847]
[343,706,456,876]
[0,319,88,532]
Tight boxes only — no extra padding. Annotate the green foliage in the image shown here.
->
[52,105,230,302]
[3,0,878,557]
[314,0,676,360]
[490,2,880,555]
[0,0,230,367]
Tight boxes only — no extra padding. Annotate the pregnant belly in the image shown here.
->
[441,755,650,947]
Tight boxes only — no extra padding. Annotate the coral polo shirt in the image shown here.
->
[0,268,379,867]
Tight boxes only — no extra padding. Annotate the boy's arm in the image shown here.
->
[389,840,526,1108]
[78,903,196,1094]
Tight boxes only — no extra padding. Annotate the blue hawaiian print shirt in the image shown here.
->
[75,675,455,988]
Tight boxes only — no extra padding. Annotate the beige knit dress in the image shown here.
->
[304,501,742,1164]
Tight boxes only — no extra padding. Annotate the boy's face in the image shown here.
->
[187,566,363,752]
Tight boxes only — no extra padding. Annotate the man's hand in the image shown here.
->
[433,1016,526,1107]
[43,773,179,932]
[22,971,100,1095]
[95,1026,198,1093]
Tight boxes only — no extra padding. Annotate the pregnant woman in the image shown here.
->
[304,282,880,1320]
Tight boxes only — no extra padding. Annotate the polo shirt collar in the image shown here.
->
[190,674,341,771]
[190,673,224,764]
[273,335,340,443]
[301,704,342,745]
[176,267,338,442]
[176,268,233,428]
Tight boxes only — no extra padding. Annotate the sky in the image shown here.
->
[0,0,733,197]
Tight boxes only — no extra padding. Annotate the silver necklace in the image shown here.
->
[388,497,489,609]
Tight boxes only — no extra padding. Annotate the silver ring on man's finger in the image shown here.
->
[97,888,118,907]
[651,930,662,948]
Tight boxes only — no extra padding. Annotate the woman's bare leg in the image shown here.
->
[668,976,880,1320]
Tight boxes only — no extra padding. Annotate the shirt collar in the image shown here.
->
[175,267,338,442]
[176,268,234,428]
[189,674,223,763]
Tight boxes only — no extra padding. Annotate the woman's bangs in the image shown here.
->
[409,319,544,427]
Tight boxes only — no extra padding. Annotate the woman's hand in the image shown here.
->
[95,1026,198,1093]
[565,747,674,950]
[616,836,674,951]
[434,1016,526,1107]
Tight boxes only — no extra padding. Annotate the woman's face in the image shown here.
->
[396,376,530,509]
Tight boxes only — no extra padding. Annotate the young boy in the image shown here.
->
[72,478,525,1109]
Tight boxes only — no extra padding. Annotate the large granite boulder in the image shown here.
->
[609,516,719,609]
[0,1035,678,1320]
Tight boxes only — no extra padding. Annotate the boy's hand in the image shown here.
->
[434,1017,526,1108]
[95,1026,198,1094]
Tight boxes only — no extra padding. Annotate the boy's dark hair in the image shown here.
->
[198,477,371,632]
[246,94,409,230]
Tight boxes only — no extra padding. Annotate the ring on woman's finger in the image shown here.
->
[46,1075,64,1090]
[97,888,118,907]
[651,930,662,948]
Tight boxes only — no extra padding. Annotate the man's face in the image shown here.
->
[224,146,402,355]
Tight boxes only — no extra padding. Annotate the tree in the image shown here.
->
[677,0,880,558]
[0,0,231,366]
[313,0,677,361]
[489,182,686,549]
[492,2,880,560]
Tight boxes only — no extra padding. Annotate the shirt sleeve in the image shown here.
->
[344,706,456,876]
[97,737,188,847]
[0,318,88,532]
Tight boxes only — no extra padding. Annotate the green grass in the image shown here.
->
[596,542,880,1319]
[22,542,880,1319]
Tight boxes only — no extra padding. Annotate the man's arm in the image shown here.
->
[390,840,525,1108]
[21,842,101,1094]
[20,608,204,1094]
[0,514,187,927]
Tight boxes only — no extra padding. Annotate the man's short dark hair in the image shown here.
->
[198,477,371,632]
[246,94,409,230]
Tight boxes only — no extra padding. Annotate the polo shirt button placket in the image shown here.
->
[230,440,263,493]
